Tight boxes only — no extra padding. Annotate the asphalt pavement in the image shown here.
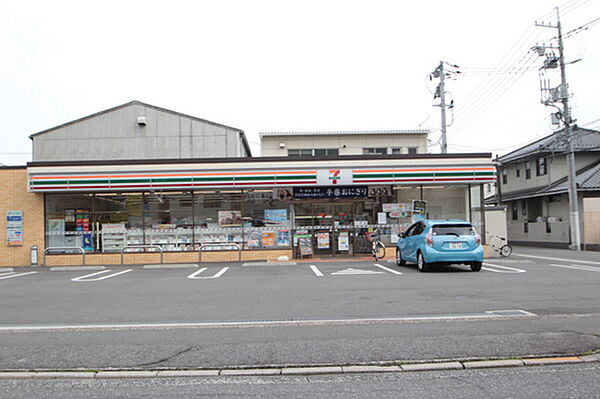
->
[0,246,599,371]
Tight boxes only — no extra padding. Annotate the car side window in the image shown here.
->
[404,223,417,237]
[413,222,425,236]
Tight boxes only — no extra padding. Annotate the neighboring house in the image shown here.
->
[30,100,251,161]
[260,130,429,157]
[493,126,600,250]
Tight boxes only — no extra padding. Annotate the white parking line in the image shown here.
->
[482,263,527,273]
[374,264,403,275]
[71,269,132,282]
[0,310,537,333]
[309,265,323,277]
[548,263,600,273]
[187,267,229,279]
[515,253,600,266]
[0,271,38,280]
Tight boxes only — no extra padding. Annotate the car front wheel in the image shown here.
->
[396,248,406,266]
[417,252,430,272]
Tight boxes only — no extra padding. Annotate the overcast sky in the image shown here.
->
[1,0,598,165]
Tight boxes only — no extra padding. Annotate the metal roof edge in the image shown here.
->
[26,152,493,168]
[29,100,245,139]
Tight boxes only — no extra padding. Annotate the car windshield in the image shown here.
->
[431,224,475,236]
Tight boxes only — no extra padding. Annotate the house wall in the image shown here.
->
[500,153,599,194]
[32,103,247,161]
[261,134,428,156]
[584,197,600,249]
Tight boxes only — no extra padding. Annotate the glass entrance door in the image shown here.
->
[311,203,354,256]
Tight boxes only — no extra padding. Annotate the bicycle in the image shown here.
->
[370,229,386,260]
[488,233,513,257]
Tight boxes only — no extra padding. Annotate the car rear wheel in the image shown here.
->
[470,261,482,272]
[396,248,406,266]
[417,252,430,272]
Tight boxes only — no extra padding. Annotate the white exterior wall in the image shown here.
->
[261,133,428,156]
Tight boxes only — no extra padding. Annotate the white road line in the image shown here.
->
[187,267,229,279]
[548,263,600,273]
[0,310,537,333]
[482,263,527,273]
[515,253,600,266]
[71,269,132,282]
[374,263,403,275]
[0,271,38,280]
[309,265,323,277]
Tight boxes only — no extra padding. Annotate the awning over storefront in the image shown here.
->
[27,154,496,193]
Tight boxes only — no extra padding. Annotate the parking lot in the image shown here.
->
[0,246,599,370]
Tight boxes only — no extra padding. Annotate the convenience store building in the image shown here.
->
[0,102,496,267]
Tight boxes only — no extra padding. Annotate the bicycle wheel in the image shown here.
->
[374,242,386,260]
[500,244,513,257]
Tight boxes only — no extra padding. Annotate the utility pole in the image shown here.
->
[431,61,448,153]
[536,7,581,250]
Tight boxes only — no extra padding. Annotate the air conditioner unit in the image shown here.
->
[137,116,147,126]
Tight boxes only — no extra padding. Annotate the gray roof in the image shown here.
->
[489,160,600,203]
[259,129,429,137]
[499,127,600,164]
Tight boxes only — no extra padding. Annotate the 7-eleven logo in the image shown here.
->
[329,169,341,184]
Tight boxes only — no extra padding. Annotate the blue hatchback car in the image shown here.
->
[396,219,483,272]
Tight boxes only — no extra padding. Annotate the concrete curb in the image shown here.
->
[0,354,597,379]
[242,262,297,267]
[142,264,199,269]
[49,266,106,272]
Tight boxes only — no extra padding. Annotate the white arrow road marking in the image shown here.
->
[187,267,229,279]
[482,263,527,273]
[309,265,323,277]
[71,269,132,282]
[548,263,600,273]
[331,268,384,275]
[515,253,600,266]
[0,271,38,280]
[374,263,403,275]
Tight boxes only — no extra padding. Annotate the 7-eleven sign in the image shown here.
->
[329,169,341,184]
[317,169,352,185]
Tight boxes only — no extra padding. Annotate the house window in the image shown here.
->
[407,147,418,155]
[363,147,387,155]
[288,149,313,157]
[525,161,531,179]
[288,148,339,157]
[516,164,520,178]
[511,202,518,220]
[314,148,339,157]
[502,169,507,185]
[536,157,547,176]
[391,147,402,154]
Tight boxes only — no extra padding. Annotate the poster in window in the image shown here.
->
[317,232,330,249]
[338,232,349,251]
[261,232,276,247]
[276,230,290,246]
[264,209,288,225]
[218,210,242,226]
[246,232,260,248]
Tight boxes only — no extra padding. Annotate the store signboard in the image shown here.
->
[293,186,368,199]
[368,185,392,197]
[317,232,330,249]
[6,211,23,246]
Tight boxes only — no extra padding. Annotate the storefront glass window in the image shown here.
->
[242,189,292,249]
[193,190,243,248]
